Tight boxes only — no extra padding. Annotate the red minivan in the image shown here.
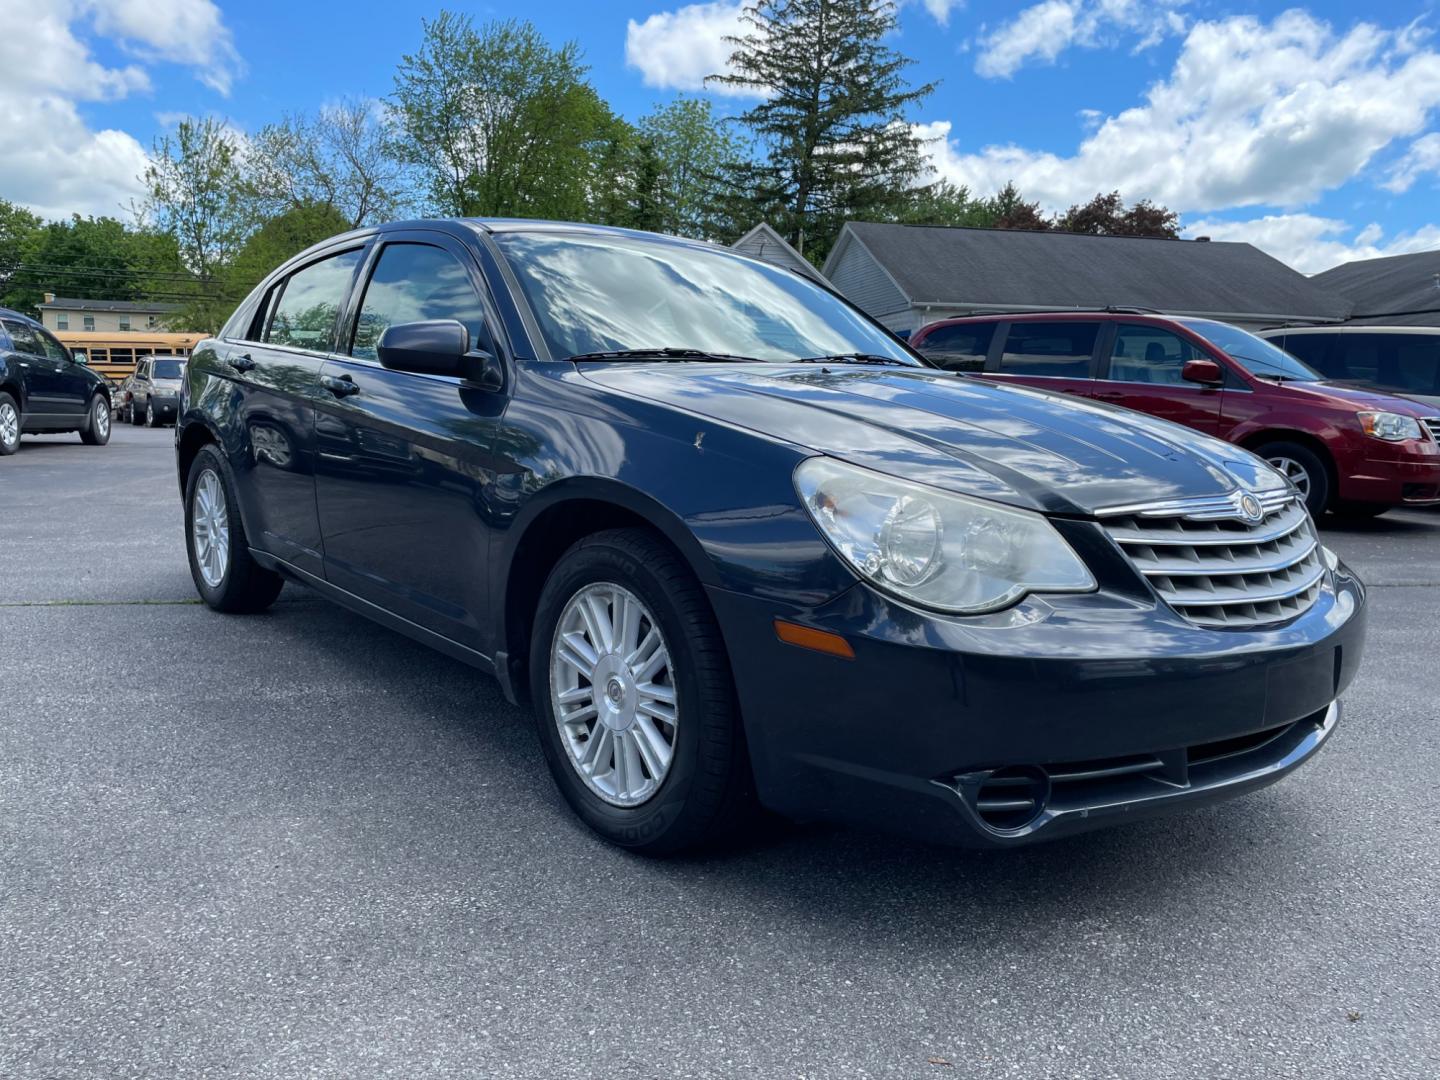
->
[911,312,1440,517]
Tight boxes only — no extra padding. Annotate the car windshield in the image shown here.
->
[493,230,920,365]
[1182,319,1321,381]
[153,359,185,379]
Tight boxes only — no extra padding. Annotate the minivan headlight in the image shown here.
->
[1357,411,1423,441]
[794,457,1096,614]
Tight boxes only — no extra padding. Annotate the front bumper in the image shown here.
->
[1337,445,1440,506]
[708,559,1365,848]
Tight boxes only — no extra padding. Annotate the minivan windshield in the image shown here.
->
[1182,319,1321,381]
[493,231,920,365]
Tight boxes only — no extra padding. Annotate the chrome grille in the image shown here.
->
[1423,417,1440,442]
[1100,490,1325,629]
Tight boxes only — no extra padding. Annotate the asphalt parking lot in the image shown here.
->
[2,424,1438,1079]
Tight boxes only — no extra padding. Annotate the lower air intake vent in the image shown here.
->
[973,767,1049,831]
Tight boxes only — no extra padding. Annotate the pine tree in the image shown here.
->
[708,0,935,264]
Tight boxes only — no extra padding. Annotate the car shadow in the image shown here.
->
[257,587,1335,932]
[1319,510,1440,537]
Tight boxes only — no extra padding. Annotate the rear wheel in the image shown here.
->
[184,444,284,613]
[79,394,110,445]
[0,393,19,455]
[1257,440,1330,516]
[529,528,755,855]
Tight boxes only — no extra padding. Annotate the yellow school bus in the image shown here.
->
[54,331,203,382]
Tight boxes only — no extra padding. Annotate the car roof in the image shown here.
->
[1262,325,1440,336]
[0,306,42,327]
[917,310,1182,330]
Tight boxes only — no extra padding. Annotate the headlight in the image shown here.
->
[794,457,1096,614]
[1357,411,1423,441]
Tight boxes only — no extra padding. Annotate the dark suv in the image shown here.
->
[0,306,113,454]
[912,312,1440,517]
[176,221,1365,855]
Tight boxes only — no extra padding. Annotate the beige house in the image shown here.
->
[36,294,181,334]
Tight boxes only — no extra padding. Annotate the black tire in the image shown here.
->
[79,393,110,445]
[129,400,144,426]
[1256,440,1330,516]
[1331,502,1388,520]
[184,443,284,613]
[144,399,158,428]
[0,391,20,455]
[529,528,755,855]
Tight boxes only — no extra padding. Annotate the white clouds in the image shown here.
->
[85,0,243,95]
[975,0,1188,79]
[0,0,241,220]
[625,0,963,94]
[923,11,1440,215]
[1182,214,1440,274]
[1383,132,1440,193]
[625,2,749,96]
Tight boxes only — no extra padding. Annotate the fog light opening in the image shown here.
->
[973,766,1050,832]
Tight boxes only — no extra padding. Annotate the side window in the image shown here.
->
[350,243,488,362]
[1279,333,1335,374]
[916,323,993,372]
[1105,324,1200,386]
[265,249,363,352]
[998,322,1098,378]
[2,320,46,358]
[37,331,69,363]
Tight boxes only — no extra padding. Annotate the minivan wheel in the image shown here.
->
[80,394,110,445]
[0,393,20,455]
[529,528,755,855]
[1257,441,1330,516]
[184,444,284,613]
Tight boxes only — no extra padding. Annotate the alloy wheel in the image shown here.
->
[191,468,231,588]
[549,582,678,807]
[1266,455,1310,498]
[0,402,17,449]
[94,399,109,439]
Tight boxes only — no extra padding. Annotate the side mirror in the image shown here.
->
[72,351,88,366]
[376,319,504,390]
[1182,358,1224,386]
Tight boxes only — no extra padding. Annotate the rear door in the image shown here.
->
[1,319,74,420]
[224,245,367,578]
[313,232,508,648]
[1092,322,1224,434]
[979,320,1101,398]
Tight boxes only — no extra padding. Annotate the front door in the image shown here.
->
[224,245,366,578]
[314,233,507,650]
[1092,322,1224,434]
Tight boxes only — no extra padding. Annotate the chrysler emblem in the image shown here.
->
[1238,493,1264,523]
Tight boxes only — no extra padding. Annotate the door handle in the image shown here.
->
[230,352,257,373]
[321,374,360,398]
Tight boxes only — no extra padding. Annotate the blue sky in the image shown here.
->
[8,0,1440,272]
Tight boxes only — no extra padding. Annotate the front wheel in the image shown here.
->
[529,528,755,855]
[1257,441,1330,516]
[129,400,144,426]
[80,394,110,445]
[184,444,284,613]
[145,400,158,428]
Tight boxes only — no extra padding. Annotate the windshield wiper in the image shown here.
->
[793,353,914,367]
[567,348,763,363]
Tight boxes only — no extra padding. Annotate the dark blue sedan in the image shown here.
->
[174,220,1366,854]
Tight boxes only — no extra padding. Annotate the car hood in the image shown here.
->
[1301,379,1440,413]
[151,379,184,392]
[581,363,1281,516]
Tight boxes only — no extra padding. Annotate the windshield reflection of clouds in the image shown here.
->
[495,232,914,364]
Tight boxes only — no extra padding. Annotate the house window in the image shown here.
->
[119,316,131,331]
[56,314,69,330]
[83,315,95,331]
[147,315,158,329]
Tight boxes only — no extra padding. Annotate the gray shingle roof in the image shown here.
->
[1312,249,1440,325]
[731,223,827,283]
[37,297,181,313]
[828,223,1353,322]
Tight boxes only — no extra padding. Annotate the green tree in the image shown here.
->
[636,98,744,240]
[886,180,997,228]
[141,117,259,329]
[248,101,407,229]
[708,0,935,263]
[390,13,616,220]
[0,199,44,310]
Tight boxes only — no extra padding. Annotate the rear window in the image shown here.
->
[998,322,1098,378]
[915,323,993,372]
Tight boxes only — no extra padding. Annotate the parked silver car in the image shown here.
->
[119,355,186,427]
